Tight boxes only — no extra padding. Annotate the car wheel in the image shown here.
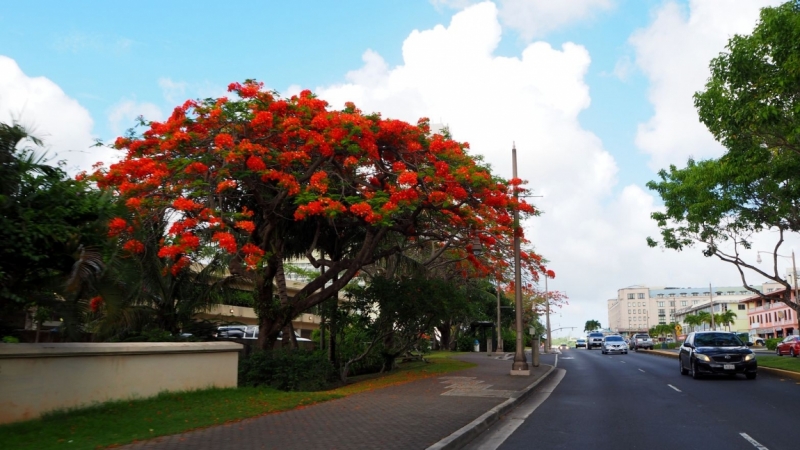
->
[746,372,757,380]
[791,348,796,358]
[691,361,701,379]
[776,348,781,356]
[679,358,688,375]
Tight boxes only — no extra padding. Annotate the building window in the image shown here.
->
[658,309,665,314]
[680,293,686,297]
[738,304,745,310]
[693,300,699,305]
[726,291,733,295]
[658,294,664,298]
[658,301,665,307]
[638,293,645,299]
[627,293,634,299]
[681,300,687,306]
[669,301,675,307]
[692,292,698,296]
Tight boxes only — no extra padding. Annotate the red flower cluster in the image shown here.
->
[212,232,237,253]
[89,296,104,312]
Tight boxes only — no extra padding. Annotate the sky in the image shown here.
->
[1,0,794,339]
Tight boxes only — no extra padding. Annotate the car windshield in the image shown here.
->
[694,333,743,347]
[605,336,623,342]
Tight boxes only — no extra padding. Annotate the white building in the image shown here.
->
[608,285,762,336]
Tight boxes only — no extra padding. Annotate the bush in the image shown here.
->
[766,338,781,350]
[456,334,475,352]
[239,349,335,391]
[2,336,19,343]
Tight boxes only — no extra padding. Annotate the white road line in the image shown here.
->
[554,354,558,368]
[638,369,645,373]
[667,384,681,392]
[740,432,769,450]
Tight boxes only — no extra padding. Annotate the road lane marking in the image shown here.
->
[740,433,769,450]
[667,384,681,392]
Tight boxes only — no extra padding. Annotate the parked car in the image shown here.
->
[678,331,757,380]
[575,338,587,348]
[216,325,311,342]
[601,335,628,355]
[775,335,800,357]
[750,336,766,346]
[586,332,604,350]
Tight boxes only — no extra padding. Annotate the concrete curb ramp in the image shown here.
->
[426,365,556,450]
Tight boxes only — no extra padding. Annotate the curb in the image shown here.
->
[644,349,800,381]
[426,365,556,450]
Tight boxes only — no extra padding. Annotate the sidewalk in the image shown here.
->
[120,352,555,450]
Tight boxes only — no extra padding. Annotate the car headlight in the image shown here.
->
[744,353,756,361]
[695,353,711,362]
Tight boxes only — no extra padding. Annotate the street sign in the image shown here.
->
[675,324,682,333]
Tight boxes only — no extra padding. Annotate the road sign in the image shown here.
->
[675,324,682,333]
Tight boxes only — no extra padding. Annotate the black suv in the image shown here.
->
[678,331,757,380]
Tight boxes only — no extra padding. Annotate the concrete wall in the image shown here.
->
[0,341,242,424]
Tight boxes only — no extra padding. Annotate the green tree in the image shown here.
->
[715,309,738,331]
[0,121,111,339]
[683,314,703,333]
[696,311,712,331]
[584,320,601,332]
[648,2,800,323]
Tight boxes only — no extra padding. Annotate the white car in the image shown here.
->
[601,335,629,354]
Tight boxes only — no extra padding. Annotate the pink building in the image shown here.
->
[740,288,798,339]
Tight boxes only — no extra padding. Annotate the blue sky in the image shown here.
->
[1,0,789,335]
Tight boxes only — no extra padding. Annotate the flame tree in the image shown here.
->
[90,80,538,350]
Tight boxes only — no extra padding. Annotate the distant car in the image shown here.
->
[601,335,628,355]
[631,334,654,351]
[586,332,604,350]
[679,331,757,380]
[776,335,800,357]
[750,337,766,346]
[575,339,586,348]
[558,343,569,350]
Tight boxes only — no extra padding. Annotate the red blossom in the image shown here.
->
[212,232,237,253]
[122,239,145,254]
[89,296,104,312]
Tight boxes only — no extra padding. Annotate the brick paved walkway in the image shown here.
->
[120,352,555,450]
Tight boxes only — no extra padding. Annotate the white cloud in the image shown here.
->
[107,98,164,137]
[632,0,783,171]
[0,55,109,173]
[497,0,613,41]
[313,1,791,337]
[317,2,626,332]
[432,0,614,40]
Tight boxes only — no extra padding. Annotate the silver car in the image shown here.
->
[601,335,629,354]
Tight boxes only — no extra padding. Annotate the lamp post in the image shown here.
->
[511,143,530,375]
[544,275,551,353]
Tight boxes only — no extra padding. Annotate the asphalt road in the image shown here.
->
[467,348,799,450]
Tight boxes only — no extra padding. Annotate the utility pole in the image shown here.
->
[511,143,530,375]
[496,282,503,352]
[545,275,551,353]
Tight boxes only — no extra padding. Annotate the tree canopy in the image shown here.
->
[90,81,544,349]
[648,2,800,318]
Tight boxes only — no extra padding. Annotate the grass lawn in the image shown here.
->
[0,352,474,450]
[757,354,800,372]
